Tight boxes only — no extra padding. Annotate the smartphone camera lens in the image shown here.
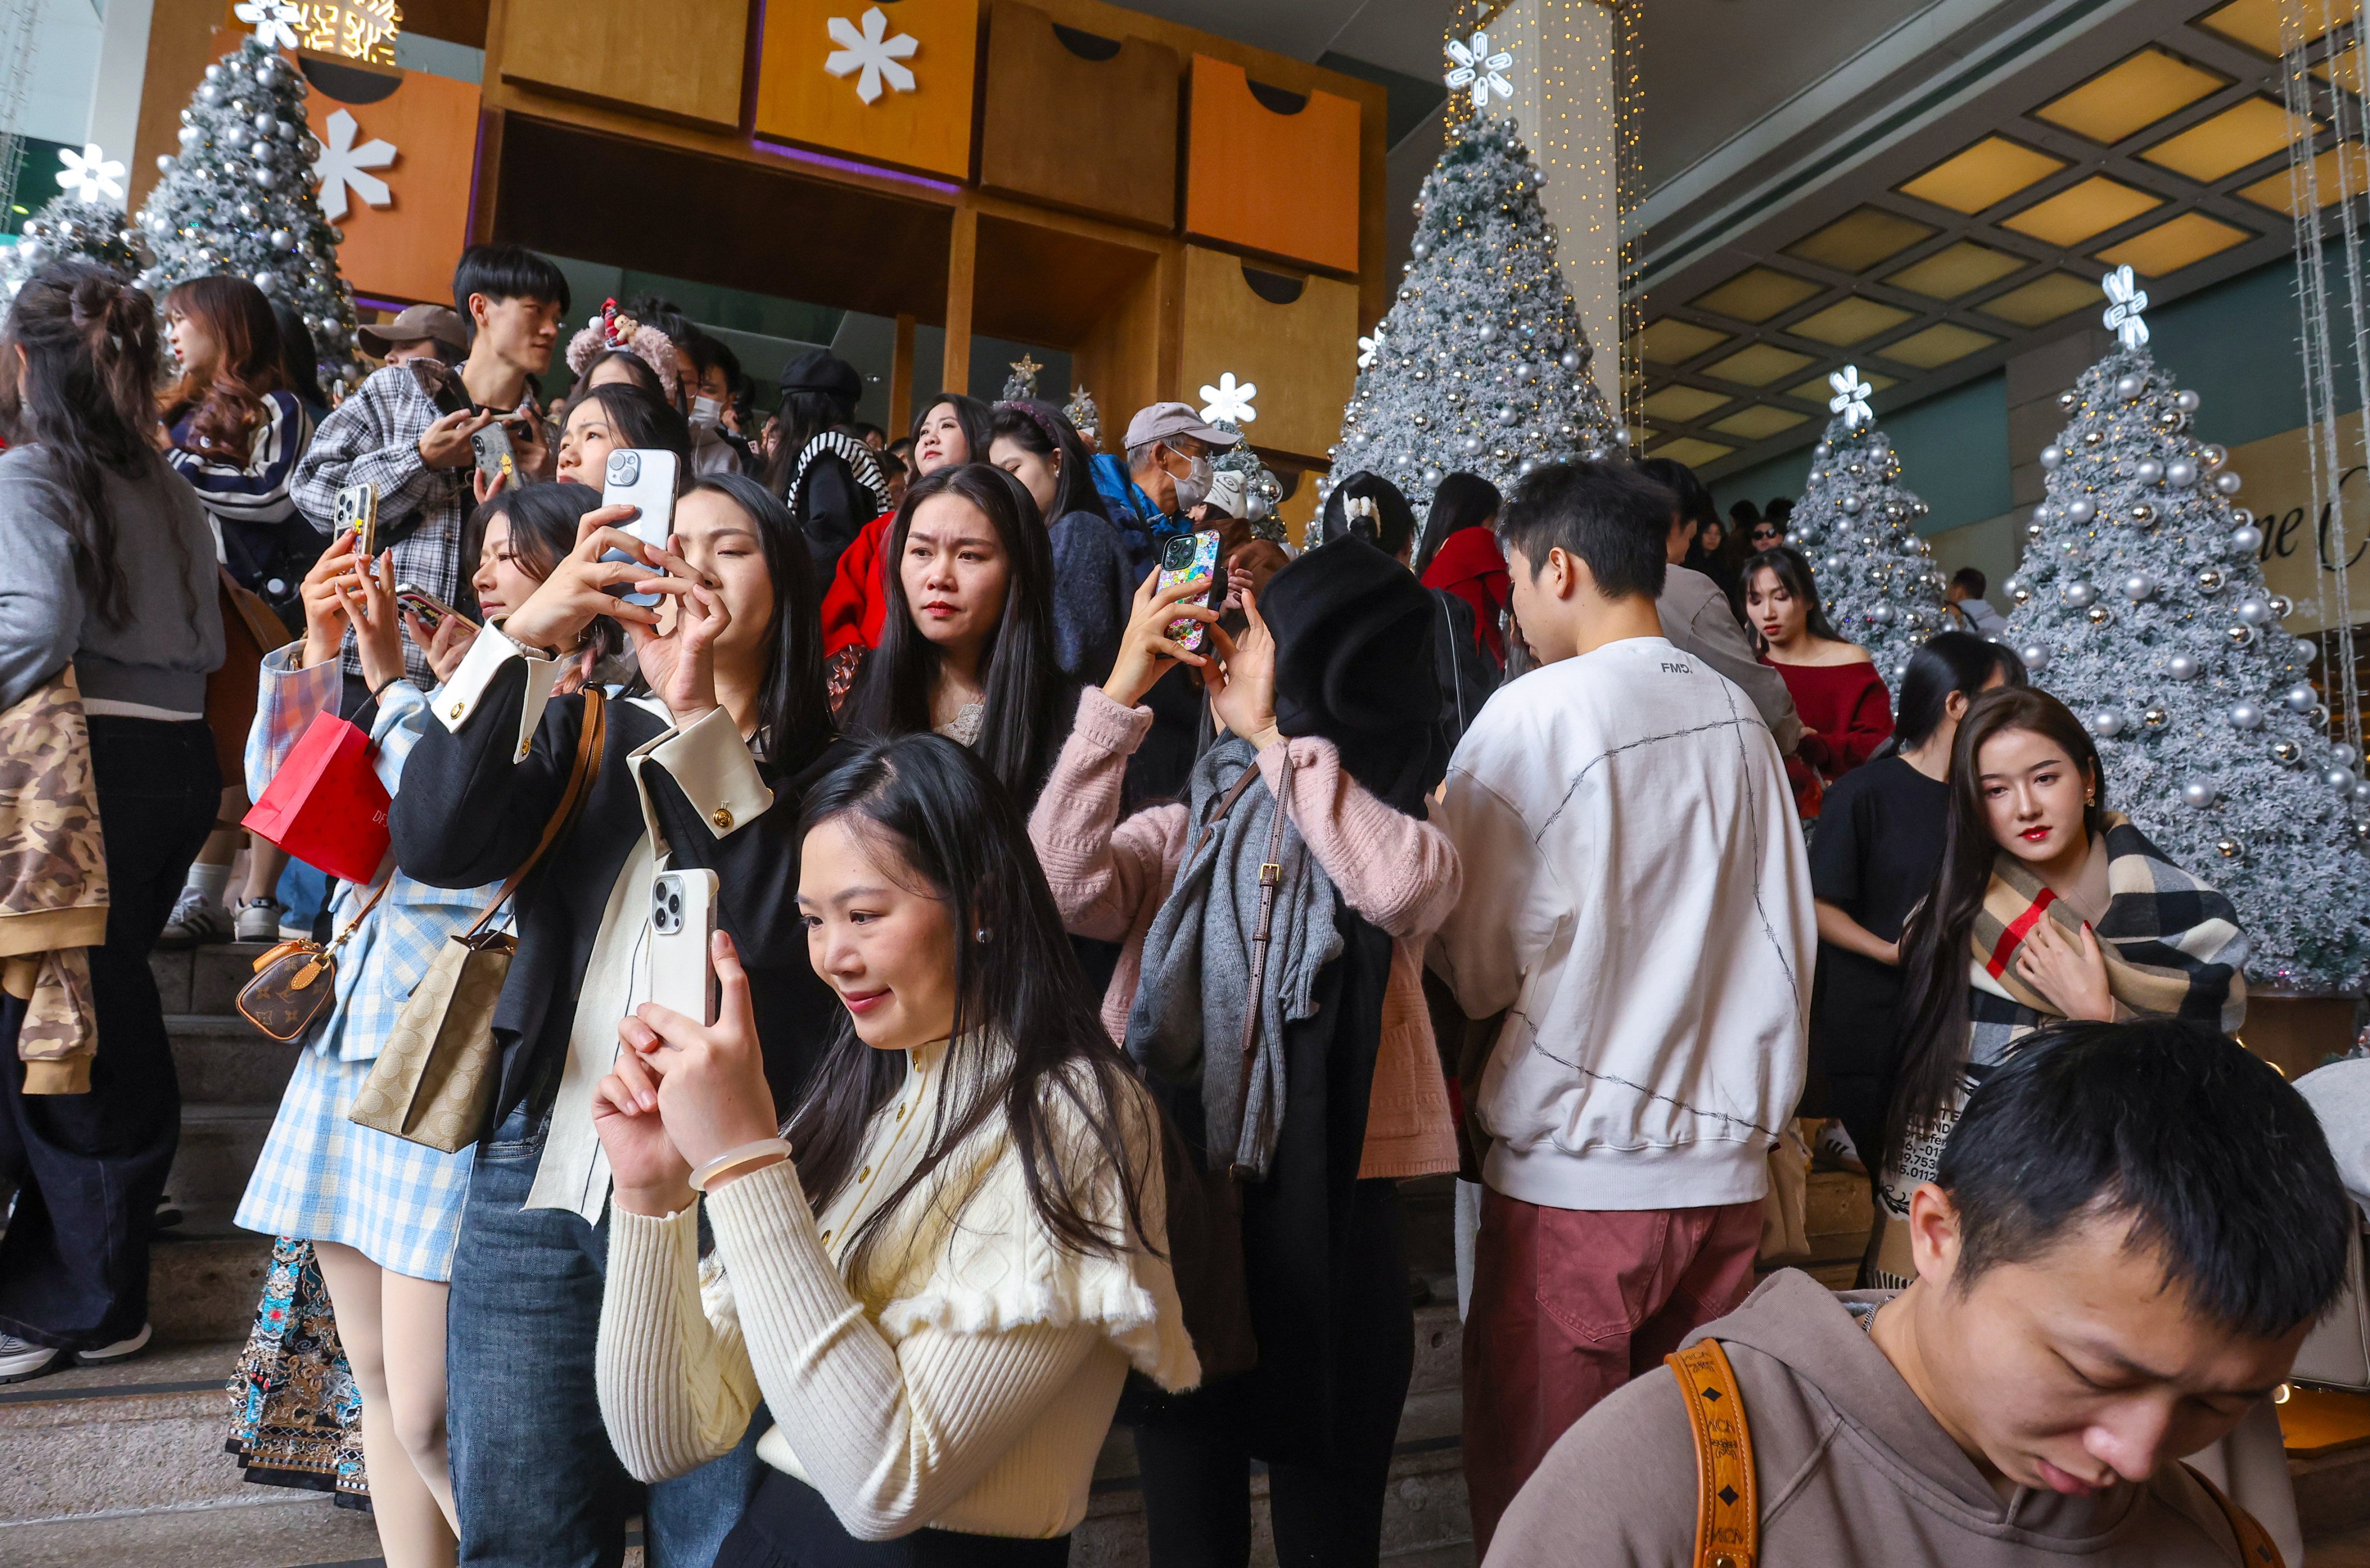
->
[1162,535,1195,571]
[609,451,638,485]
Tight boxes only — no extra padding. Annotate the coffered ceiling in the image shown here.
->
[1634,0,2361,477]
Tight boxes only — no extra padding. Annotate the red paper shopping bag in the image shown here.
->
[242,710,391,883]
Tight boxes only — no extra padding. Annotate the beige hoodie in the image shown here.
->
[1487,1269,2262,1566]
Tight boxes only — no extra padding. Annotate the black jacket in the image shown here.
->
[390,659,841,1132]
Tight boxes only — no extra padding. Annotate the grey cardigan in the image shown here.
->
[0,443,223,714]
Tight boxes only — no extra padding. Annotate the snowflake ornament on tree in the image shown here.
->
[55,144,124,203]
[1357,329,1384,370]
[1784,370,1948,691]
[1326,117,1622,520]
[136,35,363,398]
[825,8,918,104]
[2001,276,2370,993]
[311,109,395,221]
[1444,32,1515,111]
[1199,372,1255,426]
[233,0,302,50]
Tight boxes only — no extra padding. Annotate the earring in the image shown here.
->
[975,927,992,945]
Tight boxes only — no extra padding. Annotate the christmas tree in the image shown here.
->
[1,197,152,302]
[1001,352,1042,403]
[1208,417,1287,544]
[2001,266,2370,993]
[1064,385,1103,453]
[1327,116,1623,518]
[1784,366,1949,688]
[136,36,362,398]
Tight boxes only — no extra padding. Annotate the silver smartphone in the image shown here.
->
[648,868,719,1026]
[599,447,679,608]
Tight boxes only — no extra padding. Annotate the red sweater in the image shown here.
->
[820,509,896,658]
[1421,526,1512,668]
[1762,657,1893,817]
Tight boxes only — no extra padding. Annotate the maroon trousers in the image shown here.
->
[1461,1187,1763,1555]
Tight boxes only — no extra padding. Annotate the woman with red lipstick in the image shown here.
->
[1872,687,2246,1288]
[1745,545,1893,818]
[840,464,1075,806]
[589,733,1197,1562]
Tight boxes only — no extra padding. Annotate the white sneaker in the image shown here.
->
[76,1322,152,1366]
[233,897,288,942]
[157,887,232,950]
[1813,1118,1866,1176]
[0,1332,68,1385]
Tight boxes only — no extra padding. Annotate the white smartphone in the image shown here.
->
[599,447,679,608]
[647,868,718,1026]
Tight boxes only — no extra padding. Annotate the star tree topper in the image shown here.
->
[1445,32,1515,111]
[1828,363,1874,429]
[826,8,919,105]
[2102,264,2150,350]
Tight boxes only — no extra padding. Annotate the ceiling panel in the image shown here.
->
[1887,240,2029,299]
[1643,384,1734,421]
[1879,322,2002,368]
[1649,435,1736,468]
[2032,47,2226,145]
[1999,174,2165,245]
[1704,343,1816,386]
[2140,97,2310,182]
[1689,266,1824,322]
[1979,271,2109,326]
[2237,142,2370,215]
[1782,206,1938,272]
[1898,136,2068,214]
[1638,318,1735,364]
[1710,405,1810,440]
[1788,296,1917,346]
[2095,211,2255,274]
[2196,0,2332,57]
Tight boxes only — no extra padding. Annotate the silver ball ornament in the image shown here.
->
[1559,348,1582,371]
[2196,568,2225,595]
[2213,471,2243,495]
[2331,769,2361,793]
[2019,644,2049,674]
[2215,838,2243,860]
[2269,594,2293,619]
[2339,743,2364,769]
[2164,459,2198,489]
[2227,702,2264,730]
[2144,704,2169,728]
[2094,708,2127,737]
[2283,682,2318,713]
[2237,597,2274,626]
[2228,625,2257,648]
[2039,444,2063,469]
[2232,525,2264,555]
[2275,740,2304,766]
[2176,390,2201,413]
[2202,443,2228,470]
[2120,573,2154,601]
[2115,373,2145,400]
[2135,458,2164,485]
[2062,581,2097,609]
[2087,604,2115,626]
[2182,781,2218,809]
[2065,498,2095,524]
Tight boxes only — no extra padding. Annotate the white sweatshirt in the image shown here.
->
[1430,635,1814,1211]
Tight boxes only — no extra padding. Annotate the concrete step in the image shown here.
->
[166,1104,276,1210]
[150,1214,273,1346]
[0,1494,384,1568]
[0,1342,253,1522]
[150,942,277,1020]
[170,1014,299,1108]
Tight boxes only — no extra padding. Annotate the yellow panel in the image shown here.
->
[1642,384,1732,421]
[2316,44,2362,94]
[1787,297,1915,346]
[1898,137,2068,214]
[1649,436,1735,468]
[1788,370,1897,404]
[2033,48,2225,145]
[1887,241,2026,299]
[2141,98,2311,182]
[2095,211,2255,276]
[1880,323,2001,368]
[2199,0,2334,57]
[1710,405,1810,440]
[2238,143,2370,215]
[1782,207,1937,272]
[1690,267,1823,324]
[1979,272,2107,326]
[2000,175,2165,246]
[1639,318,1732,364]
[1704,343,1816,386]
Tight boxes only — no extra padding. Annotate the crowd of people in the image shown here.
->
[0,241,2364,1568]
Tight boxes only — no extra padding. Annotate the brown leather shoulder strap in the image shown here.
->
[1667,1339,1758,1568]
[463,688,606,939]
[2180,1461,2286,1567]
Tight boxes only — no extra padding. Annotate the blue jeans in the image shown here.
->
[448,1104,763,1567]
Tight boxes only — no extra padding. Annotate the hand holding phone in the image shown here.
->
[648,869,720,1026]
[600,449,680,609]
[1155,531,1223,652]
[471,423,517,489]
[335,482,379,560]
[394,582,479,637]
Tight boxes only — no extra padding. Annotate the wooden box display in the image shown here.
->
[755,0,981,181]
[1183,55,1359,276]
[1177,245,1356,465]
[978,1,1177,229]
[498,0,747,130]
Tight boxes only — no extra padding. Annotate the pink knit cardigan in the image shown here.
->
[1027,687,1461,1181]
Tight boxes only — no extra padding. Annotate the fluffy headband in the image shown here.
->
[565,298,681,403]
[995,398,1065,451]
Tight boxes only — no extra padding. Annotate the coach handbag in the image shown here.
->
[236,878,391,1042]
[348,690,605,1153]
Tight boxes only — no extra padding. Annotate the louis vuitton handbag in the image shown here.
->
[237,878,392,1042]
[348,690,605,1153]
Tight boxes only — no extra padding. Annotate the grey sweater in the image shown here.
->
[0,444,223,714]
[1659,563,1803,754]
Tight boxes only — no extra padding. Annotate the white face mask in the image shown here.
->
[689,395,723,431]
[1167,449,1212,512]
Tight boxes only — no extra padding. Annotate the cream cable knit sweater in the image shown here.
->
[596,1039,1199,1541]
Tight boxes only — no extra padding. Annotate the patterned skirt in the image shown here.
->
[225,1236,370,1506]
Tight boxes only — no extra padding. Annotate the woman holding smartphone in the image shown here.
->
[591,733,1198,1563]
[839,465,1075,806]
[554,383,692,490]
[388,471,840,1568]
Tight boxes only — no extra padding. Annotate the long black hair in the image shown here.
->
[1321,469,1420,558]
[908,391,994,476]
[841,464,1071,803]
[1414,471,1501,574]
[1886,686,2107,1167]
[989,398,1109,524]
[0,260,182,627]
[271,299,322,406]
[1880,632,2028,758]
[1742,544,1846,647]
[783,734,1160,1279]
[571,381,693,474]
[686,471,833,773]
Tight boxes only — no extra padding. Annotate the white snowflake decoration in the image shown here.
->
[825,8,918,105]
[55,144,124,205]
[311,109,395,222]
[1827,363,1874,429]
[1199,372,1256,426]
[1445,32,1515,111]
[2102,263,2150,350]
[233,0,303,50]
[1357,329,1384,370]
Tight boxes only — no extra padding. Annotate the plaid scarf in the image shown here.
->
[1873,813,2247,1283]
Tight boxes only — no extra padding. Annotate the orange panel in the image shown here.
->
[1184,54,1358,275]
[755,0,980,181]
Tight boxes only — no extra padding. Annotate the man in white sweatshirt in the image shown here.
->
[1429,461,1814,1555]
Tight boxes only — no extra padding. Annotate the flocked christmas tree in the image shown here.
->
[1,145,152,301]
[1063,385,1104,453]
[135,35,362,398]
[2001,266,2370,993]
[1207,417,1287,544]
[1785,365,1949,689]
[1327,117,1623,520]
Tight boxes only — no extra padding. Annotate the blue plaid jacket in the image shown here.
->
[245,647,506,1062]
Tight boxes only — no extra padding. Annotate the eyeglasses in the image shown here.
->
[1750,528,1780,542]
